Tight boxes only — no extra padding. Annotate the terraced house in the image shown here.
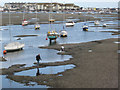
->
[4,3,25,11]
[4,2,80,12]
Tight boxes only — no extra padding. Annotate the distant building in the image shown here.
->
[4,2,80,12]
[4,3,25,11]
[0,6,4,12]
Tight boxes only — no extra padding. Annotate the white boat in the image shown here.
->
[94,20,100,25]
[4,42,25,52]
[22,12,29,26]
[60,30,67,37]
[99,11,104,14]
[103,23,107,27]
[22,19,29,26]
[4,8,25,52]
[66,21,75,27]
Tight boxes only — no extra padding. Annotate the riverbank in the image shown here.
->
[1,38,118,88]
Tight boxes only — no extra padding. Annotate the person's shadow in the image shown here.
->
[36,67,40,76]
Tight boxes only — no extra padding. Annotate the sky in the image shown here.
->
[0,0,120,8]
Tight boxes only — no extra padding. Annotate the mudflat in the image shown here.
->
[1,12,117,26]
[1,38,118,88]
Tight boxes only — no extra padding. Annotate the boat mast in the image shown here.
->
[62,2,65,30]
[9,6,11,42]
[36,4,38,23]
[49,0,53,31]
[23,9,25,20]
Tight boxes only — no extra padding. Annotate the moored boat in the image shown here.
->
[94,20,100,25]
[103,23,107,27]
[83,24,88,31]
[60,30,67,37]
[47,31,59,41]
[4,8,25,52]
[22,19,29,26]
[49,19,55,22]
[34,10,40,30]
[4,42,25,52]
[66,21,75,27]
[35,23,40,30]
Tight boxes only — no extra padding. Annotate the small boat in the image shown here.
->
[103,23,107,27]
[99,11,104,14]
[66,21,75,27]
[47,31,59,41]
[4,42,25,52]
[17,38,21,40]
[34,11,40,30]
[94,20,99,25]
[49,19,55,22]
[4,8,25,52]
[83,24,88,31]
[35,23,40,30]
[22,19,29,26]
[47,2,58,43]
[60,30,67,37]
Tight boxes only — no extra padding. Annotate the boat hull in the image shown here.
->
[66,22,75,27]
[22,21,29,26]
[47,36,58,40]
[60,35,67,37]
[35,27,40,30]
[4,42,25,52]
[83,27,88,31]
[5,47,23,52]
[22,23,28,26]
[60,30,67,37]
[66,24,74,27]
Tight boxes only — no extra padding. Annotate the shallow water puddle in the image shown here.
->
[15,64,75,76]
[2,75,50,88]
[117,50,120,54]
[114,42,120,44]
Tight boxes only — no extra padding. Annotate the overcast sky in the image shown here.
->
[0,0,119,7]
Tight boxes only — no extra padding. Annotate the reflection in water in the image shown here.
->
[61,54,64,60]
[2,75,49,88]
[1,47,72,69]
[36,67,40,76]
[15,64,76,76]
[48,41,58,46]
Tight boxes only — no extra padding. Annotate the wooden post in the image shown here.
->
[50,39,52,44]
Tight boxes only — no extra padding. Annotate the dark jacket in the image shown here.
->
[36,55,41,61]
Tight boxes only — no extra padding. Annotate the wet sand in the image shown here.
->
[1,12,117,26]
[0,57,7,62]
[1,38,118,88]
[14,35,39,37]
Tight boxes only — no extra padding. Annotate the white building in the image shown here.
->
[0,6,4,12]
[4,2,80,11]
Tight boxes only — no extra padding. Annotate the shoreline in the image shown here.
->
[1,38,118,88]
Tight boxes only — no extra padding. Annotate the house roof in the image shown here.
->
[65,3,74,6]
[5,2,25,4]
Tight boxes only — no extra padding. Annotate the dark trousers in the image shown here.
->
[37,60,39,66]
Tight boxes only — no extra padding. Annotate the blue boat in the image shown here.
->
[47,31,59,41]
[83,24,88,31]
